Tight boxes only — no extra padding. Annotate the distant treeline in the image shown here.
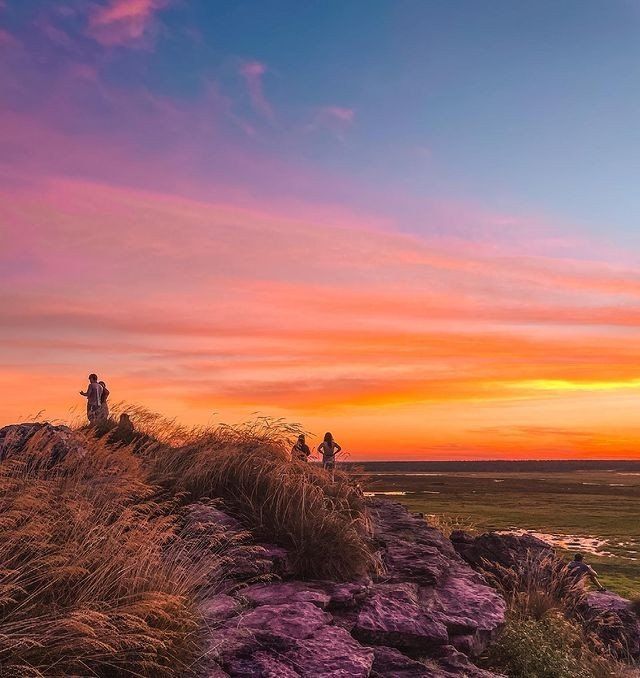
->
[345,459,640,473]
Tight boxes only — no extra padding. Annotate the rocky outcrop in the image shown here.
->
[0,423,507,676]
[194,499,505,677]
[580,591,640,659]
[450,529,552,573]
[0,422,87,467]
[453,530,640,662]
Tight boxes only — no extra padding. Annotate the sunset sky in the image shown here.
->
[2,1,640,459]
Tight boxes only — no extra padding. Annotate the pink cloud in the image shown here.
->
[88,0,170,47]
[0,27,18,48]
[240,60,275,122]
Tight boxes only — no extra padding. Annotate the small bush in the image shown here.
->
[484,612,618,678]
[426,513,477,538]
[482,551,632,677]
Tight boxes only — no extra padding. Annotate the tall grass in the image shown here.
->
[0,431,227,677]
[82,406,378,579]
[142,415,379,581]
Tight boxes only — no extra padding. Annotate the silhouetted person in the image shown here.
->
[567,553,606,591]
[291,434,311,462]
[98,381,110,421]
[80,374,103,424]
[108,412,140,445]
[318,432,341,480]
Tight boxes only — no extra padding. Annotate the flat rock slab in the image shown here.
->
[286,625,374,677]
[432,566,506,639]
[236,602,331,640]
[383,540,451,585]
[239,582,332,610]
[239,580,370,611]
[369,499,456,555]
[225,652,300,677]
[371,646,433,677]
[353,582,448,651]
[200,594,242,625]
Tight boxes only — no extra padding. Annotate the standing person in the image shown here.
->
[318,432,341,480]
[98,381,110,421]
[80,374,103,424]
[567,553,606,591]
[291,434,311,462]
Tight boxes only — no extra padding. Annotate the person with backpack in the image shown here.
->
[318,432,341,480]
[80,374,103,424]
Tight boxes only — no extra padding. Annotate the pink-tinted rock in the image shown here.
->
[451,530,551,573]
[432,645,505,677]
[369,499,455,555]
[323,580,371,608]
[256,543,293,576]
[353,582,448,651]
[432,566,506,655]
[0,423,86,466]
[237,602,331,640]
[200,594,241,625]
[239,582,332,609]
[371,646,432,677]
[225,651,299,677]
[201,661,230,677]
[581,590,640,658]
[187,504,245,532]
[383,540,450,585]
[205,625,260,663]
[239,580,370,612]
[286,625,374,677]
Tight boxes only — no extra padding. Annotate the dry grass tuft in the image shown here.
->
[145,416,379,581]
[426,513,477,538]
[484,551,587,620]
[0,431,227,677]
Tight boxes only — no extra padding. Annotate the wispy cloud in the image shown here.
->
[87,0,170,47]
[306,105,355,140]
[239,60,275,122]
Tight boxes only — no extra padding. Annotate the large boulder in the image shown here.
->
[450,530,552,573]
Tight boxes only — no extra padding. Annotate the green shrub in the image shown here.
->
[484,612,620,678]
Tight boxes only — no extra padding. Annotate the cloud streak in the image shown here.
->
[87,0,170,47]
[239,60,275,122]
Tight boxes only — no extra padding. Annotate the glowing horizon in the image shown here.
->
[2,1,640,459]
